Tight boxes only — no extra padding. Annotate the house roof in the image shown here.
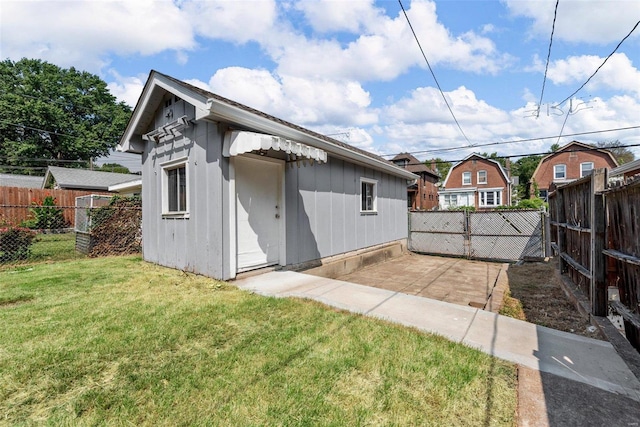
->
[43,166,141,191]
[118,70,417,181]
[443,153,510,187]
[609,158,640,177]
[0,173,44,189]
[390,153,439,177]
[531,141,618,181]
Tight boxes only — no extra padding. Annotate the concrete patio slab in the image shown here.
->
[318,252,510,312]
[234,270,640,402]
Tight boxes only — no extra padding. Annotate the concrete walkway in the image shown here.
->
[235,270,640,403]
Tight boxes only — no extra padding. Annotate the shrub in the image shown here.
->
[27,196,67,230]
[0,227,37,262]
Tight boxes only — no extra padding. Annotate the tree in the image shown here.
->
[429,158,452,181]
[479,151,507,168]
[0,58,131,174]
[596,140,634,165]
[549,143,561,152]
[512,154,543,199]
[97,163,131,174]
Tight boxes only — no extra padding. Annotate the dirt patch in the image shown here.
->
[502,260,605,340]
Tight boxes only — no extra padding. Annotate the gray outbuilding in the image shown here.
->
[118,71,417,280]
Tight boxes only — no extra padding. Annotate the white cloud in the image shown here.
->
[205,67,377,127]
[547,53,640,98]
[106,71,146,108]
[268,0,512,81]
[505,0,640,44]
[181,0,277,43]
[295,0,382,33]
[1,0,195,72]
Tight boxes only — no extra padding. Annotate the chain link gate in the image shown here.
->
[409,210,547,261]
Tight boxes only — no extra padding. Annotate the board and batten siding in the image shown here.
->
[285,157,408,266]
[141,99,227,279]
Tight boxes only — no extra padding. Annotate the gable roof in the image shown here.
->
[609,158,640,177]
[43,166,140,191]
[0,173,44,189]
[443,153,510,187]
[531,140,618,181]
[390,153,439,177]
[118,70,417,181]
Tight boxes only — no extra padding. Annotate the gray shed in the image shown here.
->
[118,70,417,280]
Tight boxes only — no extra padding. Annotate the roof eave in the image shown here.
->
[200,97,417,180]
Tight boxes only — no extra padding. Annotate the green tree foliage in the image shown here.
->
[549,143,561,152]
[479,152,507,168]
[512,155,543,199]
[430,158,452,181]
[97,163,131,174]
[596,140,635,165]
[0,58,131,174]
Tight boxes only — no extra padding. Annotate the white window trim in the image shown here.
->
[478,188,503,207]
[580,162,594,177]
[360,177,378,214]
[477,170,487,184]
[554,164,566,180]
[160,156,189,218]
[462,171,472,185]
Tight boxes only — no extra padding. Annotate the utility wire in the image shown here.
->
[556,19,640,107]
[397,0,472,146]
[380,124,640,157]
[536,0,560,118]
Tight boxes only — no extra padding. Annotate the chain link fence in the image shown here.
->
[0,195,141,267]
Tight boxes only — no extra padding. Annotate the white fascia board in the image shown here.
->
[439,187,477,193]
[201,98,417,180]
[108,179,142,193]
[119,73,210,154]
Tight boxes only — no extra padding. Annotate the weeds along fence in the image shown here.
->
[549,168,640,351]
[0,195,141,266]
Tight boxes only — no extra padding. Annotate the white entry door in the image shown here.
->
[235,156,282,272]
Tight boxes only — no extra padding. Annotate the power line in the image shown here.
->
[397,0,472,146]
[556,19,640,107]
[380,124,640,157]
[536,0,560,118]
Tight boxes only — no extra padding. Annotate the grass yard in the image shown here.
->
[29,232,83,263]
[1,257,517,426]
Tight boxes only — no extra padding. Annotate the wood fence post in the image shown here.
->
[590,168,607,316]
[557,189,567,273]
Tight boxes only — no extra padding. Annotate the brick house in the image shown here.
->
[391,153,439,210]
[439,153,511,210]
[531,141,618,200]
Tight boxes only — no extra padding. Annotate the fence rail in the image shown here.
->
[549,169,640,352]
[0,186,112,227]
[0,199,141,266]
[409,209,548,262]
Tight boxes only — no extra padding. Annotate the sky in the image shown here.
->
[1,0,639,172]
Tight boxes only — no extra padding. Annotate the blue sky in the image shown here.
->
[2,0,639,171]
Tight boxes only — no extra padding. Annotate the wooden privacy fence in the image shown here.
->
[0,186,112,227]
[549,168,640,351]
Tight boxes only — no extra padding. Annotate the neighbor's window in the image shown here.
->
[539,189,548,202]
[462,171,472,185]
[554,164,566,180]
[360,178,377,213]
[477,170,487,184]
[162,158,188,216]
[580,162,594,177]
[479,190,502,207]
[444,194,458,207]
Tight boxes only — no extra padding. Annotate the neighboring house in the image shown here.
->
[117,70,417,280]
[531,141,618,200]
[609,158,640,182]
[439,153,511,210]
[43,166,141,194]
[108,179,142,196]
[391,153,439,210]
[0,173,44,189]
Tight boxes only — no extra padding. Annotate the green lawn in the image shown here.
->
[0,257,517,426]
[29,232,84,263]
